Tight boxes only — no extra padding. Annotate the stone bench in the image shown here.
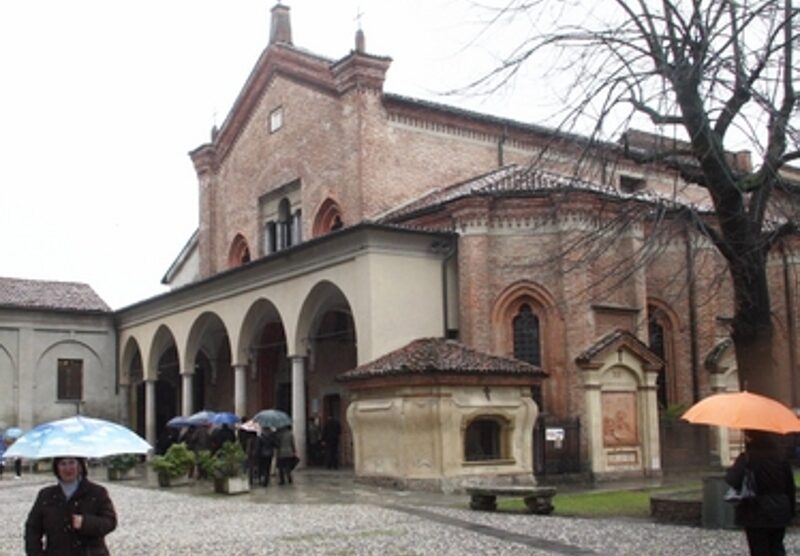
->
[466,485,557,514]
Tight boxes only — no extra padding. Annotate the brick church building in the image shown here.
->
[11,3,793,487]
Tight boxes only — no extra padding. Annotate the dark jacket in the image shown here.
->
[257,429,277,458]
[725,439,796,529]
[25,478,117,556]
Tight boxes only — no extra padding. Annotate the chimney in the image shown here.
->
[269,3,292,45]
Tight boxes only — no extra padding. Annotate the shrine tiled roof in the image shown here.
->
[338,337,545,382]
[575,329,662,368]
[0,277,111,313]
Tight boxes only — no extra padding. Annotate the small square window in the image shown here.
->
[57,358,83,401]
[619,175,646,193]
[269,107,283,133]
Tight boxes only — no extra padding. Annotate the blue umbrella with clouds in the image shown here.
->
[3,416,152,459]
[3,427,23,441]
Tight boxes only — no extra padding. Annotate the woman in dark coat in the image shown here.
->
[725,430,796,555]
[25,456,117,556]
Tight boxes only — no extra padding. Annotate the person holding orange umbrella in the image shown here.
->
[682,391,798,556]
[725,430,795,556]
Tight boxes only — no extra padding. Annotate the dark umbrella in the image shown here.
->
[253,409,292,429]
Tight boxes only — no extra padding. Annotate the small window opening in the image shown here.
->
[465,418,505,462]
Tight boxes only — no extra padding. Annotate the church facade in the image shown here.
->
[110,4,800,484]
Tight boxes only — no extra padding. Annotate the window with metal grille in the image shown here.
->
[513,304,541,366]
[57,358,83,401]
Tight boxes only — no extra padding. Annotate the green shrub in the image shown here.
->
[209,441,247,479]
[196,450,214,479]
[150,442,195,479]
[106,453,139,471]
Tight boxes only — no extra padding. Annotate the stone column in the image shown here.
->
[582,371,604,474]
[182,373,194,417]
[119,384,131,426]
[290,355,307,467]
[641,368,662,474]
[145,379,156,448]
[234,364,247,417]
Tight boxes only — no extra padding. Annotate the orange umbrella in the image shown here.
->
[681,391,800,434]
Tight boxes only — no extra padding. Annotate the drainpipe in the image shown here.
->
[684,224,701,402]
[782,245,798,407]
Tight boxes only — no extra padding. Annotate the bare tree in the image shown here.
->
[465,0,800,400]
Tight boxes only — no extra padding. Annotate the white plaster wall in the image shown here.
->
[0,309,117,430]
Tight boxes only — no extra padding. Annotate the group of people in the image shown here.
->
[249,425,296,486]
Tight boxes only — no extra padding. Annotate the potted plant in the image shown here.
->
[150,442,195,487]
[210,440,249,494]
[105,454,139,481]
[195,449,214,480]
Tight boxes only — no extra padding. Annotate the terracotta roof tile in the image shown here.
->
[0,277,110,313]
[338,337,546,382]
[377,164,711,223]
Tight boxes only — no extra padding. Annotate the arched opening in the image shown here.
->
[228,233,251,268]
[156,346,180,433]
[464,416,510,462]
[647,302,677,410]
[513,304,541,366]
[186,312,233,414]
[297,281,358,467]
[238,299,288,418]
[312,198,344,237]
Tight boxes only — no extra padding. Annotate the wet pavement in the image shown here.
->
[1,466,797,555]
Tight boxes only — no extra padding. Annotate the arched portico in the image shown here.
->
[115,225,456,463]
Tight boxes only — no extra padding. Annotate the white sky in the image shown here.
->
[0,1,565,309]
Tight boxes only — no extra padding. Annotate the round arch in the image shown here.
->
[120,336,143,386]
[238,298,289,416]
[147,324,179,381]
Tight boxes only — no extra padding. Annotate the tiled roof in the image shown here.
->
[0,277,110,313]
[338,337,546,382]
[574,328,661,368]
[377,164,709,223]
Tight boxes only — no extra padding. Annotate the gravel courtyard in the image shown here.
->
[1,471,796,555]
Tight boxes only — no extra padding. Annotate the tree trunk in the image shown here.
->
[729,255,782,402]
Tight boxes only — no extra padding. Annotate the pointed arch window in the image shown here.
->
[228,234,251,268]
[313,198,344,237]
[513,304,541,367]
[647,304,674,410]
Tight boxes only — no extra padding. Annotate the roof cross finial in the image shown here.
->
[355,6,364,30]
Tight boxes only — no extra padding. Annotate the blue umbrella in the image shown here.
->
[166,416,192,429]
[3,427,23,441]
[253,409,292,429]
[187,410,216,426]
[211,412,240,426]
[3,416,152,459]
